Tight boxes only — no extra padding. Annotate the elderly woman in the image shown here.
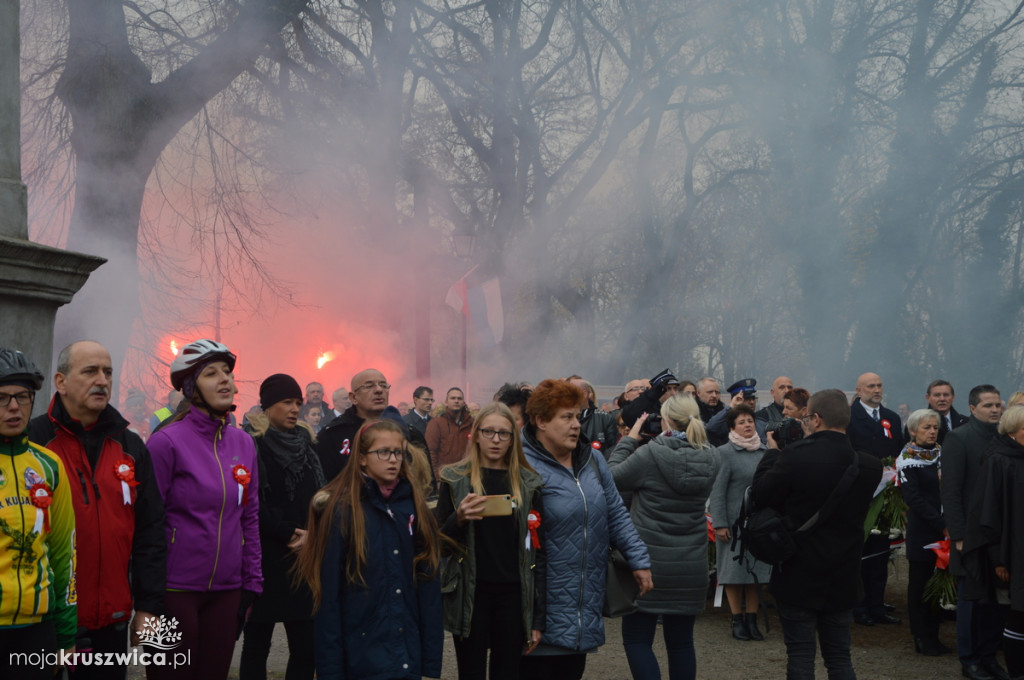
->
[709,404,770,642]
[519,379,652,680]
[963,405,1024,679]
[609,395,720,680]
[897,408,948,656]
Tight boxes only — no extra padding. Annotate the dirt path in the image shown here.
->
[125,561,972,678]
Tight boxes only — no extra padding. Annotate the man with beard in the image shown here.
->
[942,385,1008,680]
[29,341,165,679]
[696,377,724,423]
[847,372,904,628]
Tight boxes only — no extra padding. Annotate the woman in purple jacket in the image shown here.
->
[147,340,262,679]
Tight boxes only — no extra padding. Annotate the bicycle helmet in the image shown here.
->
[170,339,236,390]
[0,348,44,390]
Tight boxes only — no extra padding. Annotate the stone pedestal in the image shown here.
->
[1,1,104,411]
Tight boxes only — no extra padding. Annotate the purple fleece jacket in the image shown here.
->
[148,408,262,593]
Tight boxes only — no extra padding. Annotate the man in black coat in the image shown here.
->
[316,368,429,482]
[940,385,1008,680]
[925,379,969,444]
[695,377,724,423]
[754,375,793,427]
[846,371,904,627]
[753,389,882,679]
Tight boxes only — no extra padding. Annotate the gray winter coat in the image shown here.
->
[522,428,650,652]
[608,435,720,615]
[709,442,771,584]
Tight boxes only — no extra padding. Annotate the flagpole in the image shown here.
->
[461,311,467,391]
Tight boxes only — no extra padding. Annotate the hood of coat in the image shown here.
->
[646,434,718,496]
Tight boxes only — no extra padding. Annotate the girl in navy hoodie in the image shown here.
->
[295,419,442,680]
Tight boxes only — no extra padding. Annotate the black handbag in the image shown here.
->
[603,548,640,618]
[735,447,859,565]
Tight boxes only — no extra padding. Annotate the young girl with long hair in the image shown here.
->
[436,401,546,680]
[294,419,442,680]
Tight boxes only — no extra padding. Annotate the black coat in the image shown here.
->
[250,428,321,622]
[847,398,904,460]
[962,435,1024,610]
[317,405,429,482]
[752,430,882,611]
[896,451,944,562]
[939,416,999,574]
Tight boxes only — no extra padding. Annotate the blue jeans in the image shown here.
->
[776,602,856,680]
[955,577,1007,666]
[621,611,696,680]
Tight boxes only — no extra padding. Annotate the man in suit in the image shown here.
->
[403,385,434,437]
[941,385,1008,680]
[924,379,969,444]
[753,389,882,678]
[847,372,904,627]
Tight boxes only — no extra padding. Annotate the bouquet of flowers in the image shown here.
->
[923,538,957,609]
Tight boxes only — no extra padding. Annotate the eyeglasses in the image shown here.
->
[354,381,391,393]
[0,392,33,408]
[626,386,649,394]
[366,448,405,461]
[479,428,513,442]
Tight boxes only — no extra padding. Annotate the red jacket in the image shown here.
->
[29,396,166,630]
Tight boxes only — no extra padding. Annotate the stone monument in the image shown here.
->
[0,0,104,410]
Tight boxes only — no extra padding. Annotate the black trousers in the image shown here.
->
[238,619,315,680]
[855,533,890,618]
[1,620,57,680]
[68,622,129,680]
[454,581,524,680]
[519,653,586,680]
[907,558,941,642]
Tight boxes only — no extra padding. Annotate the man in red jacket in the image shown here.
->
[425,387,474,477]
[29,341,166,679]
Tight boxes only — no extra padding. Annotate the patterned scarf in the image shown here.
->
[895,442,940,474]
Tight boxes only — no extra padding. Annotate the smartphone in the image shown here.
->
[480,494,515,517]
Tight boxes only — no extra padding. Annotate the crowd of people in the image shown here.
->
[1,341,1023,680]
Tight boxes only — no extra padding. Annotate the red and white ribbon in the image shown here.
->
[232,465,251,506]
[30,482,52,533]
[114,459,139,506]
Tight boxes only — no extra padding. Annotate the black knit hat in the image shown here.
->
[259,374,303,410]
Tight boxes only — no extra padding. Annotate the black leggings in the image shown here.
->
[239,619,315,680]
[1004,608,1024,677]
[0,620,57,680]
[453,581,524,680]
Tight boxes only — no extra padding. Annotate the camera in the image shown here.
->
[769,417,804,449]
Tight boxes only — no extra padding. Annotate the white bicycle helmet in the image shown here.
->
[170,339,236,390]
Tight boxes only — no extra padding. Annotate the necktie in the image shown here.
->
[947,415,953,431]
[872,408,879,422]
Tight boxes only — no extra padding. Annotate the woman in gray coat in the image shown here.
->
[609,394,719,680]
[709,404,771,642]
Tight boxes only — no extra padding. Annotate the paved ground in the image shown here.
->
[123,563,982,678]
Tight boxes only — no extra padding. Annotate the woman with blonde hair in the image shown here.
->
[293,419,442,680]
[609,394,720,680]
[436,401,546,679]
